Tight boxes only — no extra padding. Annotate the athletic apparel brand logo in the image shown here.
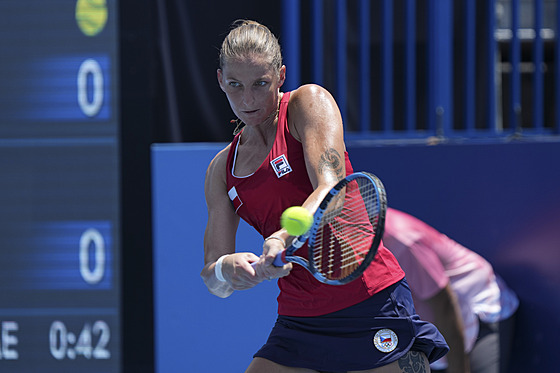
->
[271,154,292,178]
[373,329,398,353]
[228,186,243,212]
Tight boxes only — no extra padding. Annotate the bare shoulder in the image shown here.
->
[205,145,230,196]
[288,84,336,112]
[207,145,230,172]
[287,84,342,142]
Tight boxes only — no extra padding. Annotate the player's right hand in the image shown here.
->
[221,252,264,290]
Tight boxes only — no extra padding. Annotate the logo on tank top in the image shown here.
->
[270,154,292,178]
[373,329,398,353]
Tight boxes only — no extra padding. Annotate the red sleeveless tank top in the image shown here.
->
[226,91,404,316]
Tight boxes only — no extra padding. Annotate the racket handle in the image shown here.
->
[250,249,287,268]
[272,249,287,266]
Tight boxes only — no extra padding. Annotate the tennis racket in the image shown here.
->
[267,171,387,285]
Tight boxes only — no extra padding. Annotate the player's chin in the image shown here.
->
[239,112,265,125]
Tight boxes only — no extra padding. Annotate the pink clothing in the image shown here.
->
[383,208,519,352]
[225,92,404,317]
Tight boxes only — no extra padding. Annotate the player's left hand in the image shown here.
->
[254,238,292,281]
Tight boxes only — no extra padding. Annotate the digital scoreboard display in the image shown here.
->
[0,1,120,371]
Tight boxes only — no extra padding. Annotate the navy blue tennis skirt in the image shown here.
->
[254,278,449,372]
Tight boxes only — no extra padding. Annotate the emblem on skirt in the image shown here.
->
[373,328,398,353]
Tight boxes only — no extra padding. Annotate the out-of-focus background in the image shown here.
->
[0,0,558,372]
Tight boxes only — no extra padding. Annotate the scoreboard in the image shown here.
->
[0,0,120,372]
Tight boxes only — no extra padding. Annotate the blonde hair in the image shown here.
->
[219,20,283,74]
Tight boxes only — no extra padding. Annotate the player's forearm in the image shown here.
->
[201,262,234,298]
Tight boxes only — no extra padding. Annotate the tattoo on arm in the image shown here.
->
[318,148,344,180]
[397,351,429,373]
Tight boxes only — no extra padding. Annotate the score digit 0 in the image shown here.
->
[79,228,105,285]
[77,59,104,117]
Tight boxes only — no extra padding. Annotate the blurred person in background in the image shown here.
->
[383,207,519,373]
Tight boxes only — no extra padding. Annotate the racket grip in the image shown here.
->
[272,249,287,266]
[250,250,287,268]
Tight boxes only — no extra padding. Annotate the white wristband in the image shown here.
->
[214,255,228,283]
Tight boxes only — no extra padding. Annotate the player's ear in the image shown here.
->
[278,65,286,88]
[217,69,225,92]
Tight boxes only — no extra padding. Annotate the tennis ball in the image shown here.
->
[281,206,313,236]
[76,0,108,37]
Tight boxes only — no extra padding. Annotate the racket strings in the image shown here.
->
[312,179,379,280]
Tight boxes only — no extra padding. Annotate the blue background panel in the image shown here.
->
[152,141,560,372]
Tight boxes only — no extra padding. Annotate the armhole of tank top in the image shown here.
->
[231,137,255,179]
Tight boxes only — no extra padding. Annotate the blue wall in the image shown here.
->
[152,141,560,372]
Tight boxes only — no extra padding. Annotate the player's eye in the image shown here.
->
[228,81,241,88]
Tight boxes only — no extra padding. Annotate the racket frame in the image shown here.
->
[281,171,387,285]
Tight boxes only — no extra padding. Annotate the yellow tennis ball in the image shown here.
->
[76,0,108,37]
[281,206,313,236]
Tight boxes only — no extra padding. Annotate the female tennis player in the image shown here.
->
[200,20,449,372]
